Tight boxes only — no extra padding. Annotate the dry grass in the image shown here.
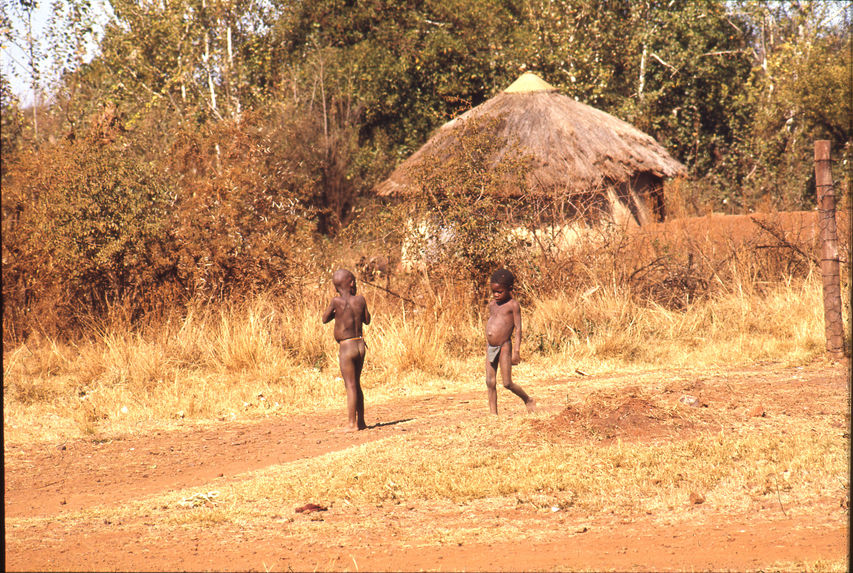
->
[525,270,831,368]
[6,373,847,556]
[3,209,850,451]
[3,267,846,445]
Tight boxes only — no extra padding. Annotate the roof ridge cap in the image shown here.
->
[503,72,557,93]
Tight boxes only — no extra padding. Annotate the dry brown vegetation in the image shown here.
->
[3,209,850,571]
[4,209,849,443]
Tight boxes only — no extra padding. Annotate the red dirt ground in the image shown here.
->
[4,362,851,572]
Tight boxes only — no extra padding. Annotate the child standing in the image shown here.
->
[322,269,371,432]
[485,269,536,414]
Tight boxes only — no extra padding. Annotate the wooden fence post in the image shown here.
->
[814,140,845,359]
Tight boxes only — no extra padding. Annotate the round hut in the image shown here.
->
[376,72,686,227]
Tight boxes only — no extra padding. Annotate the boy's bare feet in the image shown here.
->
[330,425,363,433]
[343,423,368,433]
[525,398,537,413]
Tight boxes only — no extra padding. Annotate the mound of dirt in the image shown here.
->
[530,387,704,443]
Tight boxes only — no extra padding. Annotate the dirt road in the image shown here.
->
[5,363,849,572]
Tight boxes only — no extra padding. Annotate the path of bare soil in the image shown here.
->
[5,363,850,572]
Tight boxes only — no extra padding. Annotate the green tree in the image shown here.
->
[515,0,753,175]
[731,0,851,209]
[73,0,266,123]
[0,72,24,171]
[515,0,849,211]
[254,0,527,148]
[39,0,103,140]
[1,0,46,141]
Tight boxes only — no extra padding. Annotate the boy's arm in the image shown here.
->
[354,295,371,325]
[512,301,522,364]
[321,300,336,324]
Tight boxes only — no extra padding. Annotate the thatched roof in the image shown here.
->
[376,72,686,197]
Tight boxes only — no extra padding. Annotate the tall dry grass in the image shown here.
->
[524,270,830,368]
[3,220,849,444]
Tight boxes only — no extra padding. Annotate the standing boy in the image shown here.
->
[485,269,536,414]
[322,269,371,432]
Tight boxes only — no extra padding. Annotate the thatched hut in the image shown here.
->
[376,72,686,227]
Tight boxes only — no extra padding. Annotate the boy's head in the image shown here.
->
[490,268,515,290]
[332,269,356,293]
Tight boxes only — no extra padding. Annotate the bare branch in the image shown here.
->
[650,52,678,75]
[699,49,747,57]
[749,216,819,267]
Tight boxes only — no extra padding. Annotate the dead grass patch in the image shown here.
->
[3,214,849,444]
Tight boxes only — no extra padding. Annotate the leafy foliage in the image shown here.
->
[733,1,852,210]
[1,0,850,340]
[0,73,24,169]
[2,118,173,337]
[402,114,534,290]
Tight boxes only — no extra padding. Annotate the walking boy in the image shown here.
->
[485,269,536,414]
[322,269,371,432]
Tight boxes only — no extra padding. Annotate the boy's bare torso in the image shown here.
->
[324,295,369,342]
[486,298,519,347]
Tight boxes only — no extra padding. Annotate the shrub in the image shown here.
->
[399,114,534,292]
[2,128,174,340]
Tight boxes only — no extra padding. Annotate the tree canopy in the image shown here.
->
[2,0,850,336]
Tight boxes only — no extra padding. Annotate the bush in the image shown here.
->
[398,114,535,293]
[2,105,338,342]
[161,114,317,301]
[2,129,174,340]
